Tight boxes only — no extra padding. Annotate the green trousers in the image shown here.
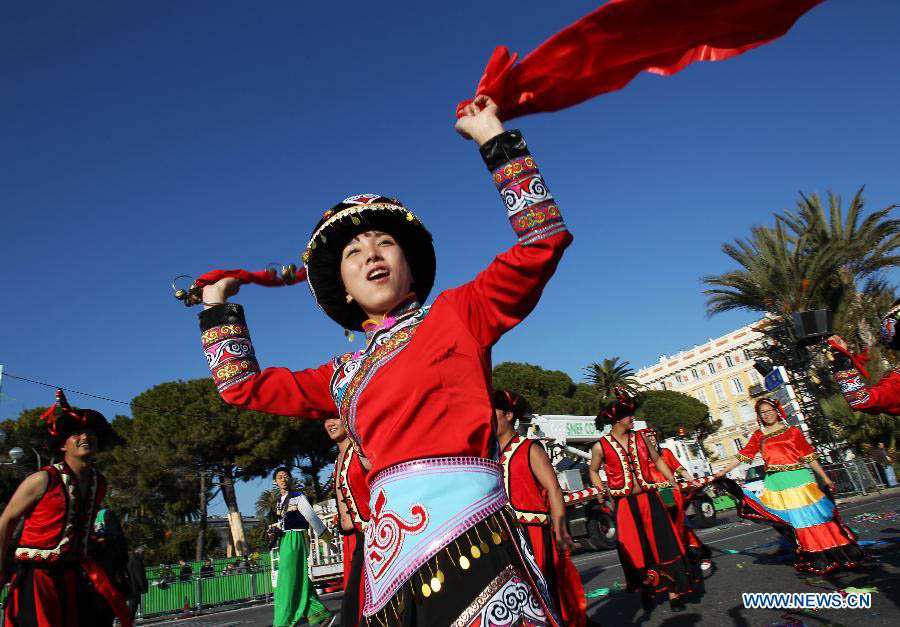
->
[274,530,333,626]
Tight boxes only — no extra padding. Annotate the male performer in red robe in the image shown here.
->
[589,391,693,612]
[324,417,369,627]
[829,300,900,415]
[641,429,711,570]
[0,390,132,627]
[494,389,586,627]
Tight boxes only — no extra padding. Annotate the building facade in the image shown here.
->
[634,321,806,474]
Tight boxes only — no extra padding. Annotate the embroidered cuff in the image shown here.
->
[482,131,567,246]
[735,453,752,464]
[799,452,817,463]
[199,304,260,392]
[833,367,870,409]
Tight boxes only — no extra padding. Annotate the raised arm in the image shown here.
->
[829,335,900,416]
[196,302,337,417]
[444,96,573,347]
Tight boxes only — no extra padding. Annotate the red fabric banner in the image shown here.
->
[193,267,306,289]
[457,0,825,120]
[83,558,134,627]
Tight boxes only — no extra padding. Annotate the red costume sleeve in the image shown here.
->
[457,0,824,121]
[442,130,572,347]
[833,364,900,416]
[735,430,763,464]
[662,449,683,472]
[198,303,338,418]
[790,427,816,461]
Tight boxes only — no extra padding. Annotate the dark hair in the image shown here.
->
[492,389,527,421]
[272,466,292,480]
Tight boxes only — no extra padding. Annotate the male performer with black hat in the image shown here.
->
[589,390,693,612]
[829,299,900,415]
[0,389,132,627]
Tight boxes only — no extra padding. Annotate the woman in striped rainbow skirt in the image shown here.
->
[715,398,866,574]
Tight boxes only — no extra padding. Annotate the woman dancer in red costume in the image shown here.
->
[715,399,866,574]
[196,96,569,625]
[493,389,587,627]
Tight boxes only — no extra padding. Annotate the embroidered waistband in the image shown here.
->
[363,456,507,616]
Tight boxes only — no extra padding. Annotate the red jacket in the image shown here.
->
[16,463,106,564]
[735,425,817,472]
[500,436,550,525]
[198,131,571,481]
[599,431,669,497]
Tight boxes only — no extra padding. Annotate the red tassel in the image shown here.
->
[194,267,307,289]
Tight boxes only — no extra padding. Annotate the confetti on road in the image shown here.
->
[844,586,878,594]
[586,588,611,597]
[735,563,744,568]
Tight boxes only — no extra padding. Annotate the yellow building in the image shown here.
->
[634,321,803,474]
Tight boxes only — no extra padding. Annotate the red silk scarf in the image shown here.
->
[457,0,825,120]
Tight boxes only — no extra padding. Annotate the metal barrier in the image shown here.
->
[821,458,886,497]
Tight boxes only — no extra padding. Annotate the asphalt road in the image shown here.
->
[149,491,900,627]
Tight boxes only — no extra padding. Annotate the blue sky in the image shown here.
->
[2,1,898,515]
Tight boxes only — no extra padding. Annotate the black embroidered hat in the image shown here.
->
[302,194,436,331]
[595,388,641,427]
[40,389,112,451]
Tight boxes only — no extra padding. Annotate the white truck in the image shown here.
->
[524,414,719,551]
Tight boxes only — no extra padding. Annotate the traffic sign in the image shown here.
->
[764,368,785,391]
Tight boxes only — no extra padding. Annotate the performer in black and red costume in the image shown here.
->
[0,390,132,627]
[324,416,370,627]
[641,429,712,570]
[829,299,900,415]
[194,96,567,625]
[589,391,693,612]
[493,389,587,627]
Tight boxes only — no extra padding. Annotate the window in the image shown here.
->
[713,381,726,401]
[748,369,761,385]
[675,374,683,385]
[725,355,734,368]
[715,443,726,458]
[708,362,716,374]
[659,381,667,390]
[720,407,734,426]
[743,349,753,361]
[691,368,700,380]
[695,388,709,405]
[730,377,744,394]
[733,438,744,452]
[738,402,754,422]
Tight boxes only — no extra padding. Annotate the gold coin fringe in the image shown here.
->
[363,511,512,626]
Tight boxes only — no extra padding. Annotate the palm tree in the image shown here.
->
[702,220,846,318]
[777,188,900,344]
[256,485,290,523]
[583,357,640,398]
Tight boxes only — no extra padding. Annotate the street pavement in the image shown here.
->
[148,491,899,627]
